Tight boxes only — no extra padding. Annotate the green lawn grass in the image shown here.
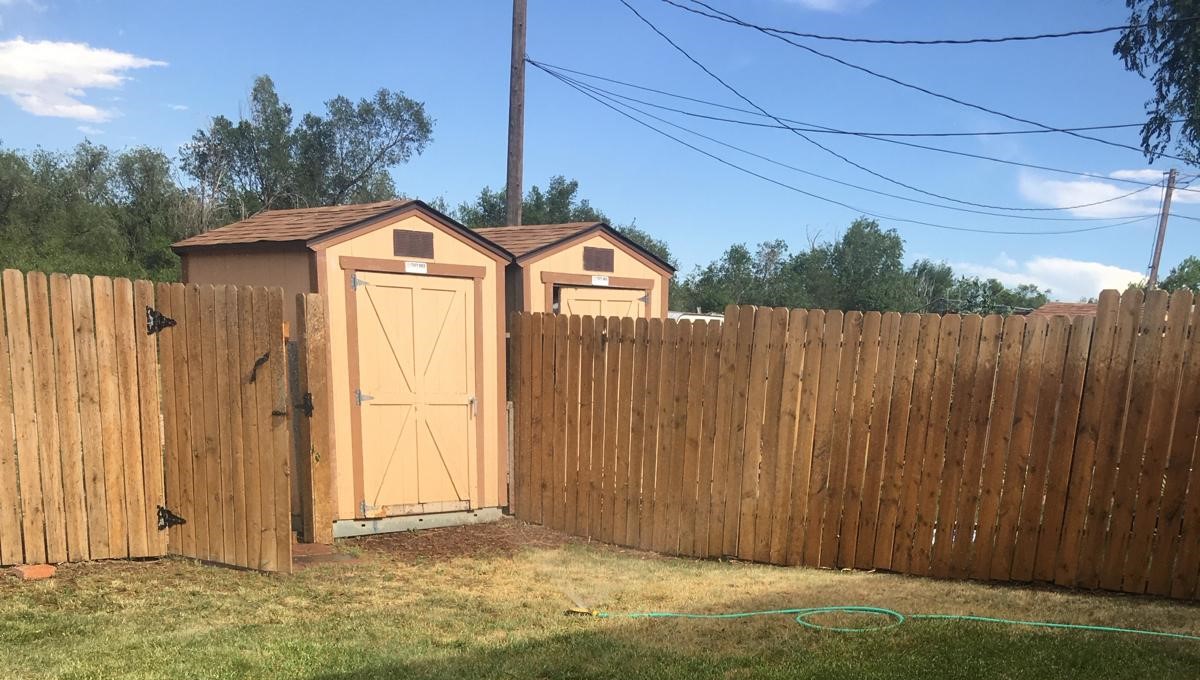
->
[2,520,1198,679]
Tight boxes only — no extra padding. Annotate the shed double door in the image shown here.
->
[353,271,476,517]
[558,285,647,318]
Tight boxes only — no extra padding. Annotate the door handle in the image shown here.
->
[468,396,477,417]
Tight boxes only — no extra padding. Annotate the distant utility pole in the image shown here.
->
[506,0,527,227]
[1148,167,1178,289]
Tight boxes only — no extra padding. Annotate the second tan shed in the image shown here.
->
[173,200,511,537]
[477,222,675,320]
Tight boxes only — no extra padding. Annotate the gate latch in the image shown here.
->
[146,306,177,335]
[156,505,186,531]
[296,392,314,417]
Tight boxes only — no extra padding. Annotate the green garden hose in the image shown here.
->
[586,605,1200,642]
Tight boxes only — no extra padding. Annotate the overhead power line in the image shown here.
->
[656,0,1195,165]
[533,61,1157,236]
[547,67,1162,221]
[530,62,1179,139]
[660,0,1200,46]
[616,0,1190,215]
[531,59,1176,196]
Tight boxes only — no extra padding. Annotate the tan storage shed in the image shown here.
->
[173,200,512,536]
[477,222,674,320]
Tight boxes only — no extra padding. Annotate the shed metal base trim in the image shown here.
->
[332,507,505,538]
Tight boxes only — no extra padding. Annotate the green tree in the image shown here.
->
[945,277,1050,314]
[181,75,433,227]
[616,223,678,270]
[1160,255,1200,292]
[1115,1,1200,161]
[672,217,1050,314]
[794,218,916,311]
[0,142,190,279]
[456,176,607,228]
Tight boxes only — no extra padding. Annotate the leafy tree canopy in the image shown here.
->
[181,75,433,228]
[455,175,605,228]
[1160,255,1200,292]
[672,218,1050,315]
[0,142,190,280]
[1115,0,1200,161]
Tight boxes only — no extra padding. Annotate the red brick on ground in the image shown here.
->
[11,564,56,581]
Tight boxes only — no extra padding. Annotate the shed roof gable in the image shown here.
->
[172,200,511,261]
[475,222,675,274]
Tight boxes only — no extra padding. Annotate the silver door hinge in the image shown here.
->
[351,273,369,290]
[639,293,650,303]
[355,388,374,405]
[360,500,378,515]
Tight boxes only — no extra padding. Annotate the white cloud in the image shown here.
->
[954,254,1143,301]
[784,0,875,12]
[166,103,187,111]
[0,36,165,121]
[1017,168,1199,218]
[76,124,103,135]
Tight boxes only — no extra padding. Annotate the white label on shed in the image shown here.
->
[405,261,429,274]
[591,275,610,286]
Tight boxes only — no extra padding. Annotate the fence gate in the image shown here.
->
[155,283,293,573]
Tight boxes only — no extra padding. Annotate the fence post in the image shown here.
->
[294,293,333,545]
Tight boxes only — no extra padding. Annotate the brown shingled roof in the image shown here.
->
[474,222,601,258]
[475,222,675,272]
[1027,301,1098,318]
[173,200,415,250]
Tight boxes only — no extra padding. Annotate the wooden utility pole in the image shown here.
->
[506,0,527,227]
[1148,167,1178,288]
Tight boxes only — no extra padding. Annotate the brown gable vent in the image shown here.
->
[393,229,434,259]
[583,246,614,273]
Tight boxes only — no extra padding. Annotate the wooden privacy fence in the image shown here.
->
[510,289,1200,601]
[0,269,306,573]
[0,270,163,566]
[155,282,293,573]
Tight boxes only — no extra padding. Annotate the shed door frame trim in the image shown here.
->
[539,271,656,319]
[340,256,487,518]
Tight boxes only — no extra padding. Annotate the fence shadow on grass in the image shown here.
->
[304,590,1200,680]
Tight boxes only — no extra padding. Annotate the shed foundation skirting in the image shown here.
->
[332,507,505,538]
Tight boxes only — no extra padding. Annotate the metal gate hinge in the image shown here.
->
[355,389,374,405]
[351,273,369,290]
[156,505,186,531]
[146,306,177,335]
[360,500,378,515]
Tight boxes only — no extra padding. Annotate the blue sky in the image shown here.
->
[1,0,1197,300]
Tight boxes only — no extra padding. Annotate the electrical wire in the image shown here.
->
[529,62,1176,140]
[648,5,1200,46]
[616,0,1185,213]
[531,58,1174,197]
[638,7,1200,46]
[657,0,1196,165]
[554,69,1161,222]
[535,62,1157,236]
